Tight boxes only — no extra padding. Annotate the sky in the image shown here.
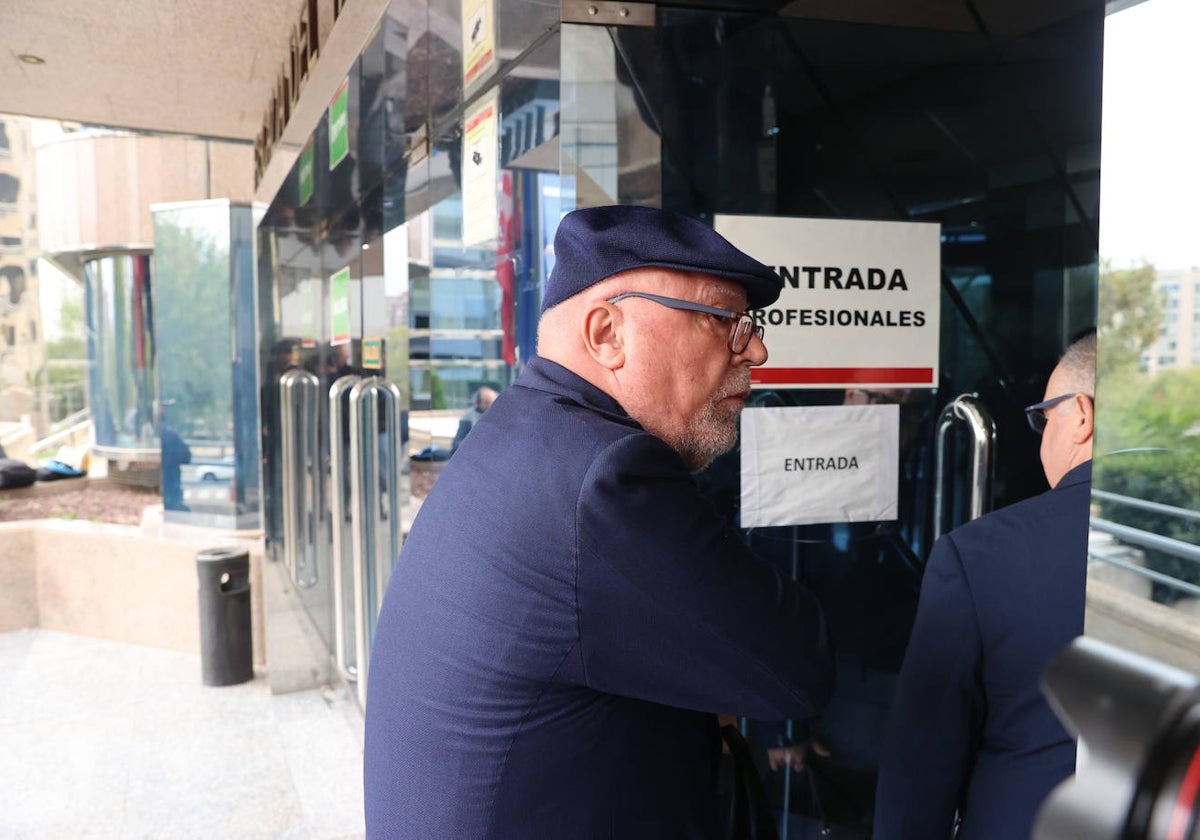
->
[1099,0,1200,271]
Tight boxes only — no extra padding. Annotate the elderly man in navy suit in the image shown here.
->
[364,205,834,839]
[874,331,1097,839]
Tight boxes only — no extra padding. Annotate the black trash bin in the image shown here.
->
[196,547,254,686]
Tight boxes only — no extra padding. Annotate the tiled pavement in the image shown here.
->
[0,629,365,839]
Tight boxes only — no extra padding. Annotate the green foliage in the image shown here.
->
[429,369,447,411]
[1093,260,1199,603]
[1097,367,1200,455]
[1094,356,1200,603]
[153,215,232,439]
[1097,259,1163,378]
[385,326,411,408]
[37,282,88,423]
[1095,449,1200,604]
[42,360,89,421]
[45,287,86,360]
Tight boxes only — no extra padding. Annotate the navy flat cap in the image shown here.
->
[541,205,783,313]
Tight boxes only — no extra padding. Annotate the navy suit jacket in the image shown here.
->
[874,461,1090,840]
[364,356,834,839]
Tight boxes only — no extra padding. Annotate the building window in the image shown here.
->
[1,266,25,305]
[0,173,18,204]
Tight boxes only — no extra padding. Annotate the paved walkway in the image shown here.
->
[0,629,365,839]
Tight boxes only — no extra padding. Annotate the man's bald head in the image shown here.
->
[1039,330,1097,488]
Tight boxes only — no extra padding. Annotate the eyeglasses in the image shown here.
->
[1024,392,1080,434]
[605,292,764,354]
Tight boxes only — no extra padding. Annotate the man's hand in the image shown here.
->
[767,738,830,772]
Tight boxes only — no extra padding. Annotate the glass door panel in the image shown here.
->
[561,4,1101,834]
[1089,0,1200,669]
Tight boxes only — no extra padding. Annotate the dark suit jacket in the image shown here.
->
[364,356,834,839]
[874,461,1090,840]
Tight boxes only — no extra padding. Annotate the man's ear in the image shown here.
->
[1073,392,1095,444]
[581,302,625,370]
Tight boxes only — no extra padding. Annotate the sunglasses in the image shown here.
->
[1024,393,1082,434]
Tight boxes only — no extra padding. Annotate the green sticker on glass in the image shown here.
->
[328,79,350,170]
[330,266,351,345]
[299,140,314,205]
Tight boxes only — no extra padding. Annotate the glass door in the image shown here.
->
[562,3,1101,835]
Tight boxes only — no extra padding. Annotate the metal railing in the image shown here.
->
[1089,489,1200,598]
[28,412,92,457]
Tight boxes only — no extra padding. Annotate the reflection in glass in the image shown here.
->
[1090,0,1200,669]
[153,202,261,528]
[561,1,1105,833]
[83,253,156,453]
[560,24,661,210]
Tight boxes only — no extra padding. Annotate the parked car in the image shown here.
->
[184,460,236,482]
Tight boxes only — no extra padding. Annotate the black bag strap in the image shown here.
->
[721,724,780,840]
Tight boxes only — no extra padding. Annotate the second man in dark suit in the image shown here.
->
[874,330,1097,839]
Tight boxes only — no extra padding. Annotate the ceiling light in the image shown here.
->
[18,54,45,65]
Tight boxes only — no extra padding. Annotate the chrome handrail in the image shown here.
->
[279,368,320,589]
[933,393,996,541]
[349,376,403,707]
[328,374,362,684]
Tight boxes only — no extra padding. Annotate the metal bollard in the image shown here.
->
[196,547,254,686]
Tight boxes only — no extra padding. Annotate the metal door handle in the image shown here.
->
[279,368,320,589]
[933,393,996,541]
[348,376,403,706]
[328,374,362,684]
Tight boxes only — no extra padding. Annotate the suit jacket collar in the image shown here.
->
[517,356,642,430]
[1055,459,1091,490]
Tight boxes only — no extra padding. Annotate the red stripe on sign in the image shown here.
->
[751,367,935,385]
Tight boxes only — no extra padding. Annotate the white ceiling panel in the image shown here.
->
[0,0,300,141]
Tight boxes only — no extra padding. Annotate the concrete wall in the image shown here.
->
[0,525,38,629]
[35,132,254,255]
[0,519,264,667]
[1086,577,1200,676]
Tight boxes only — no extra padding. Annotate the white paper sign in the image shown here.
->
[461,90,500,248]
[740,405,900,527]
[714,215,941,389]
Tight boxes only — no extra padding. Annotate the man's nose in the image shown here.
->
[736,332,768,366]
